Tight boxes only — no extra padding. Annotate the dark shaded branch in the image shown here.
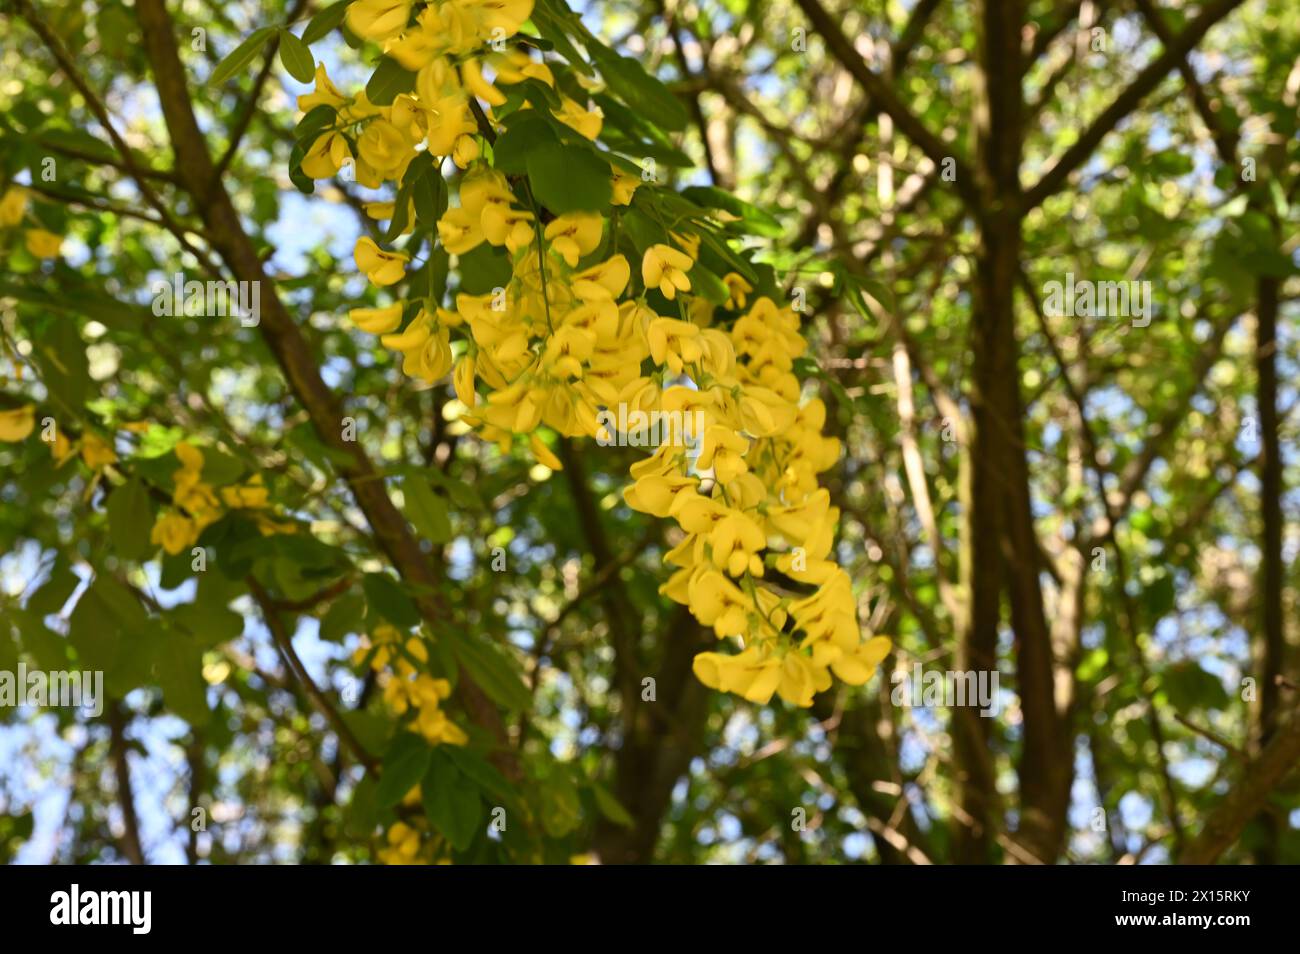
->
[134,0,517,780]
[249,577,379,773]
[107,701,145,865]
[793,0,983,214]
[1022,0,1245,210]
[1180,711,1300,863]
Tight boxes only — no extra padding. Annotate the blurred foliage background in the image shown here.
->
[0,0,1298,864]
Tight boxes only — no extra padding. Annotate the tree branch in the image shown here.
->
[1179,710,1300,863]
[249,577,379,773]
[793,0,983,214]
[133,0,518,779]
[1022,0,1245,211]
[107,701,145,865]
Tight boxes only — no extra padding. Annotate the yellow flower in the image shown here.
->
[25,229,63,259]
[437,206,485,255]
[696,425,749,483]
[356,119,414,182]
[0,405,35,442]
[151,512,198,556]
[610,167,638,205]
[345,0,411,41]
[382,310,452,383]
[722,272,753,309]
[349,302,404,334]
[670,230,701,259]
[297,63,348,112]
[174,440,205,474]
[571,255,629,301]
[301,132,352,179]
[552,95,602,140]
[708,509,767,577]
[646,317,703,373]
[623,473,695,517]
[221,476,269,509]
[354,236,409,286]
[642,244,693,299]
[51,430,76,466]
[453,354,477,407]
[543,213,603,267]
[775,651,828,707]
[0,187,27,227]
[417,61,478,155]
[693,645,783,703]
[451,133,480,169]
[473,0,534,35]
[416,704,468,746]
[829,635,892,685]
[378,821,423,865]
[529,433,563,470]
[80,431,117,470]
[460,57,506,106]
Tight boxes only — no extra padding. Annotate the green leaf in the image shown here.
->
[376,732,433,808]
[0,810,34,865]
[1142,573,1176,621]
[422,753,482,851]
[170,574,245,648]
[383,179,414,242]
[362,572,420,628]
[456,243,513,294]
[401,475,452,544]
[26,556,79,617]
[155,630,210,727]
[320,592,365,642]
[526,141,612,213]
[278,28,316,83]
[301,0,349,44]
[288,137,315,195]
[365,57,417,106]
[294,105,336,146]
[592,782,634,828]
[443,746,514,805]
[589,47,689,132]
[1161,661,1230,713]
[426,469,483,512]
[407,152,447,224]
[680,185,783,237]
[534,763,582,837]
[446,631,530,712]
[493,113,558,175]
[67,575,150,688]
[107,477,154,562]
[31,319,89,413]
[689,262,730,306]
[209,27,275,87]
[529,0,591,72]
[10,609,69,671]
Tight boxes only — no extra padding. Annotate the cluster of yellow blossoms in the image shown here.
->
[0,186,63,259]
[299,0,889,720]
[352,623,468,747]
[625,298,891,707]
[149,442,286,555]
[353,622,466,865]
[0,406,117,475]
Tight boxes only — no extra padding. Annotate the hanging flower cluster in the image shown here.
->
[149,442,288,555]
[294,0,890,724]
[353,623,468,747]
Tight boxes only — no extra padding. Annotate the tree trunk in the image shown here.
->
[1252,272,1283,863]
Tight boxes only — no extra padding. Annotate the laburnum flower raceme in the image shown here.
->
[283,0,890,861]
